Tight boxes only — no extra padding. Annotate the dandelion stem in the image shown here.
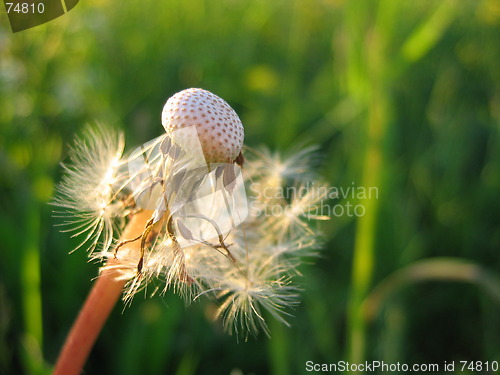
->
[53,210,152,375]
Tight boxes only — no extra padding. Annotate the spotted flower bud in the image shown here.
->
[161,88,244,164]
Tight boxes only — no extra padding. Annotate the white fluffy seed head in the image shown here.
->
[161,88,244,164]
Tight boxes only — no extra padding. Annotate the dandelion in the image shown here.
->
[52,88,329,375]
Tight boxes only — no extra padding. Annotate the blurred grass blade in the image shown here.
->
[175,351,199,375]
[400,0,457,62]
[344,0,392,365]
[268,319,290,375]
[363,257,500,322]
[21,197,46,374]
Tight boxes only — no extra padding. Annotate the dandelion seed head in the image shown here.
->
[54,91,329,337]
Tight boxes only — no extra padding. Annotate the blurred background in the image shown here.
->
[1,0,500,374]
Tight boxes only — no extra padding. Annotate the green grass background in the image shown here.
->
[1,0,500,374]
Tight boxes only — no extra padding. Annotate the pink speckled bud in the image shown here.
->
[161,88,244,164]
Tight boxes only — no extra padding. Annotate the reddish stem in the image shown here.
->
[53,211,151,375]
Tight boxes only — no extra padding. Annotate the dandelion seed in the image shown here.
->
[245,145,319,187]
[52,125,127,255]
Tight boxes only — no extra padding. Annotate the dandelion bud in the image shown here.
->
[161,88,244,164]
